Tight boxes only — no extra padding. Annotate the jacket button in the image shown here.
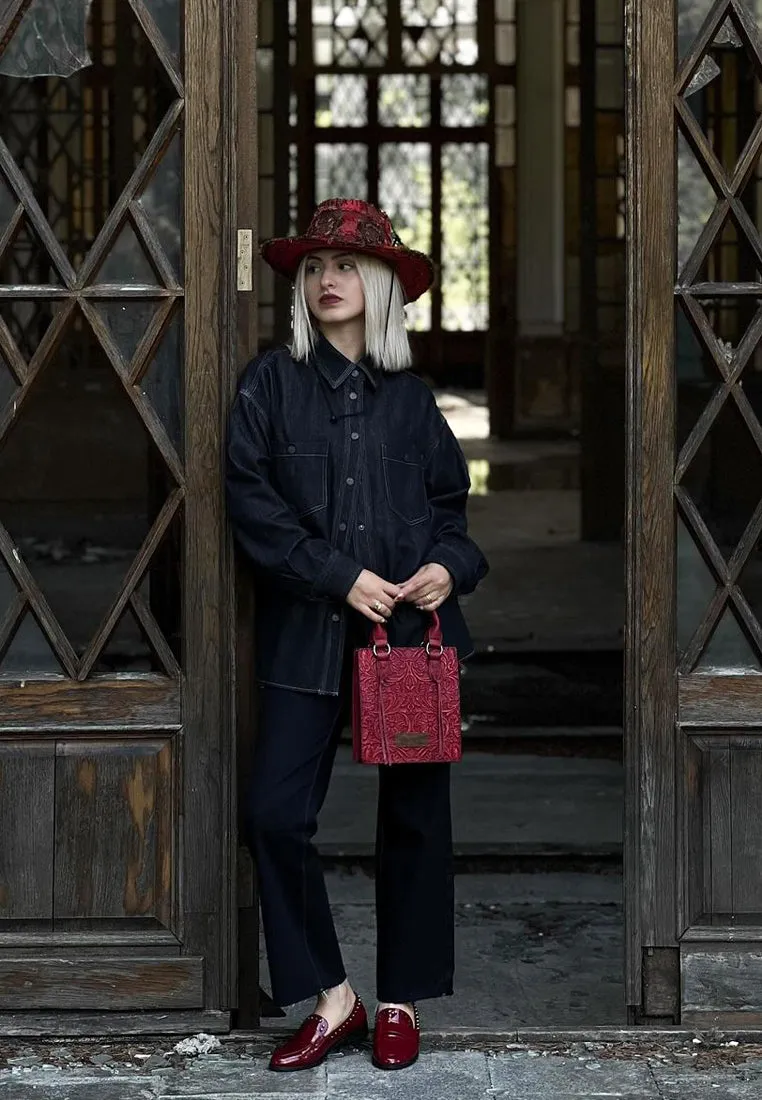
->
[332,613,340,622]
[346,477,354,486]
[351,369,359,377]
[287,444,296,454]
[351,431,359,440]
[349,392,358,400]
[339,522,347,531]
[358,523,365,531]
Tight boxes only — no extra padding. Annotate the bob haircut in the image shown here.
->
[289,252,413,372]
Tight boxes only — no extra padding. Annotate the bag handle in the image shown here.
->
[371,610,443,656]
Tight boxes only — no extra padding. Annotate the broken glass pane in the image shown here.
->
[677,131,716,275]
[0,0,92,79]
[143,0,180,61]
[137,132,184,280]
[677,0,716,61]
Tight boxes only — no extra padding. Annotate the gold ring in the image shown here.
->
[373,600,384,614]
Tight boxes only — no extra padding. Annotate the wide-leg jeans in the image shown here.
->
[244,678,455,1007]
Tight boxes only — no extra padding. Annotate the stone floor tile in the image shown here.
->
[156,1055,327,1096]
[649,1061,762,1100]
[327,1051,490,1098]
[0,1085,159,1100]
[487,1052,658,1097]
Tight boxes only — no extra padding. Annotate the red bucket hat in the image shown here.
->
[261,197,435,304]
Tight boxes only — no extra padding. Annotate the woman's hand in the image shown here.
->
[396,563,453,612]
[347,570,402,624]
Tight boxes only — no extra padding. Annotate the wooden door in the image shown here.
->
[0,0,238,1034]
[628,0,762,1025]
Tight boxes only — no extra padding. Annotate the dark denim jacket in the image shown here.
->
[226,335,489,695]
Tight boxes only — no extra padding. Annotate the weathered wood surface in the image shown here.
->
[625,0,678,1010]
[0,956,203,1010]
[234,0,259,1026]
[0,742,54,919]
[642,948,680,1021]
[682,944,762,1023]
[680,735,706,932]
[680,676,762,725]
[0,679,180,730]
[0,1009,229,1037]
[53,740,175,925]
[184,0,235,1011]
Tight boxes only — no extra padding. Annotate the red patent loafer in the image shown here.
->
[372,1006,420,1070]
[269,995,368,1072]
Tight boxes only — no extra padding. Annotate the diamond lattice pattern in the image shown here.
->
[0,0,184,680]
[676,0,762,672]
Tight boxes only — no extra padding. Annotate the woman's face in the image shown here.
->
[304,250,365,327]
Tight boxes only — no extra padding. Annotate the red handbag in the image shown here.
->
[352,611,462,765]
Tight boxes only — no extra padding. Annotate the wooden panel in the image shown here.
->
[642,948,679,1020]
[184,0,235,1010]
[681,736,762,929]
[0,956,203,1011]
[681,734,706,931]
[624,0,677,1008]
[53,740,175,925]
[0,742,54,920]
[680,677,762,726]
[0,679,180,731]
[706,744,733,915]
[682,944,762,1025]
[0,1008,228,1037]
[731,749,762,913]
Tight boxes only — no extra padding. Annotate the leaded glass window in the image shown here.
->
[284,0,515,344]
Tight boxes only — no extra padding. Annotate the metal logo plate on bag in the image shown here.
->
[395,732,429,747]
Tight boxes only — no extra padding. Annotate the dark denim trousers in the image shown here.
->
[244,673,455,1007]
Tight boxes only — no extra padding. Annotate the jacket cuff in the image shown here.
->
[315,550,364,602]
[423,547,464,593]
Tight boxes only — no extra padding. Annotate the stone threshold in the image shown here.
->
[240,1025,762,1047]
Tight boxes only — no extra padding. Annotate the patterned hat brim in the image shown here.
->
[261,236,435,304]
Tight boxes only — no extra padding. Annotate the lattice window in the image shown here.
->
[312,1,389,67]
[400,0,478,67]
[0,0,185,679]
[283,0,514,347]
[675,0,762,673]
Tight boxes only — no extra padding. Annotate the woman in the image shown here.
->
[227,197,488,1072]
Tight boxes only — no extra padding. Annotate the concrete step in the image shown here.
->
[460,651,623,727]
[264,869,626,1030]
[317,748,623,864]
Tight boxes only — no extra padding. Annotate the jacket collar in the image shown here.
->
[312,332,379,390]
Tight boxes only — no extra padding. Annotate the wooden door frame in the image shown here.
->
[184,0,240,1021]
[233,0,260,1030]
[625,0,678,1023]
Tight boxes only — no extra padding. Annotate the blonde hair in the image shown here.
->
[289,253,413,372]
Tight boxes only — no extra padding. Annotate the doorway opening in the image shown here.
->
[254,0,628,1030]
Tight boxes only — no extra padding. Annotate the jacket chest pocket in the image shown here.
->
[382,443,428,526]
[271,439,329,518]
